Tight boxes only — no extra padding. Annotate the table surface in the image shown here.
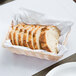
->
[0,0,76,76]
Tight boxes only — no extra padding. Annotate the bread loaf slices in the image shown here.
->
[39,26,60,53]
[18,26,31,46]
[13,26,24,45]
[9,23,26,44]
[13,24,29,45]
[14,24,30,45]
[9,24,60,53]
[33,26,44,49]
[23,25,35,47]
[9,24,21,45]
[28,25,39,49]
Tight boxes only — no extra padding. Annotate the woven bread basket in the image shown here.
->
[2,24,70,61]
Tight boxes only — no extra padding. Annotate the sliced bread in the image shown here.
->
[9,24,22,45]
[9,24,60,53]
[13,26,24,45]
[23,25,35,47]
[18,26,31,46]
[39,26,60,53]
[28,25,39,49]
[33,26,44,49]
[14,24,29,45]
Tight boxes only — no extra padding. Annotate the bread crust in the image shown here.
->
[14,26,23,45]
[23,26,33,47]
[9,25,20,45]
[28,31,33,49]
[33,29,38,49]
[18,33,22,46]
[13,31,18,45]
[33,26,41,49]
[39,31,51,52]
[9,31,14,45]
[28,26,36,49]
[9,24,24,45]
[23,32,28,47]
[11,23,27,45]
[18,26,28,46]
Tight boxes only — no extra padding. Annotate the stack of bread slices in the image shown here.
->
[9,23,60,54]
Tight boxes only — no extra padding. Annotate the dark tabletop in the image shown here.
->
[0,0,13,5]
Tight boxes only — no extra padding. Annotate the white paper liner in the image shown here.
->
[3,8,73,57]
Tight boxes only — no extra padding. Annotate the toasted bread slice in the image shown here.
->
[23,25,35,47]
[28,25,39,49]
[39,26,60,53]
[9,23,26,43]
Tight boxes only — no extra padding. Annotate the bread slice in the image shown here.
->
[9,23,31,45]
[13,26,24,45]
[28,25,39,49]
[18,26,31,46]
[9,30,15,45]
[23,25,35,47]
[33,26,44,49]
[13,24,29,45]
[39,26,60,53]
[9,24,21,45]
[47,26,60,39]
